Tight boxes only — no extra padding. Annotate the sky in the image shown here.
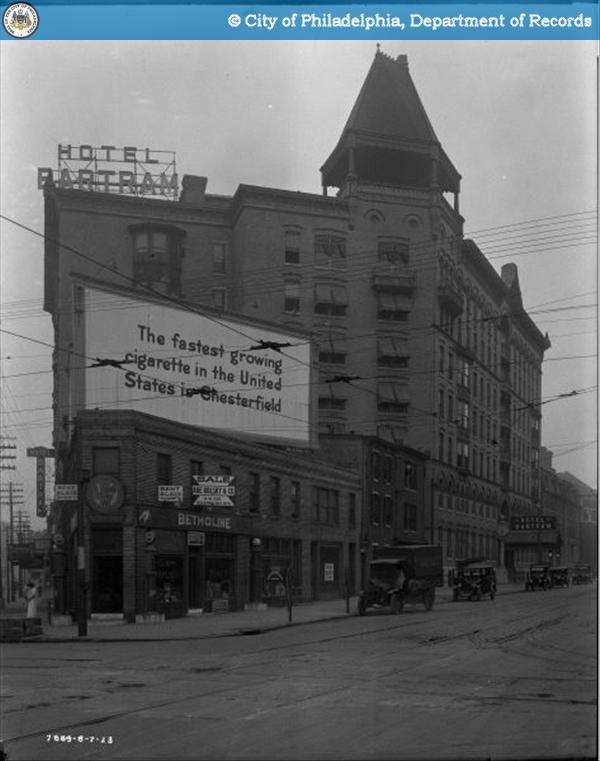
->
[0,39,597,530]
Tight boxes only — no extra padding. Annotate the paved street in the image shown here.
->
[1,584,596,760]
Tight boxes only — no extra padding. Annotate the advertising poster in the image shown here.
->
[1,1,597,760]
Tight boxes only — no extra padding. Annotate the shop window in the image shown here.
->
[290,480,301,519]
[157,453,172,486]
[377,336,409,368]
[249,472,260,513]
[270,476,281,516]
[284,230,300,264]
[213,242,226,273]
[284,281,300,313]
[315,233,346,268]
[130,224,184,294]
[314,284,348,316]
[404,503,417,531]
[377,292,409,321]
[93,447,120,476]
[377,239,409,266]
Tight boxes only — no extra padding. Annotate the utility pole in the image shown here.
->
[0,437,17,471]
[0,481,25,602]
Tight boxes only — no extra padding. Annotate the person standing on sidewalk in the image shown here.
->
[24,581,39,619]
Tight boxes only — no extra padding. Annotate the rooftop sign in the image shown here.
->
[38,144,178,200]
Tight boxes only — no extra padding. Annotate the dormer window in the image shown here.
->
[130,224,184,295]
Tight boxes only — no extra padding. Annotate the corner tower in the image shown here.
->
[320,48,461,215]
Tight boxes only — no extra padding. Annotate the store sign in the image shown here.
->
[510,515,556,531]
[38,144,178,199]
[55,484,79,501]
[193,475,235,507]
[324,563,335,582]
[158,485,183,503]
[138,506,249,533]
[27,446,55,517]
[187,531,206,547]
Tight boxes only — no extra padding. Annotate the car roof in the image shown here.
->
[369,558,402,567]
[462,561,495,570]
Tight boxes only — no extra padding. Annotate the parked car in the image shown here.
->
[358,544,443,616]
[525,564,551,591]
[572,564,593,585]
[548,566,570,588]
[453,561,497,601]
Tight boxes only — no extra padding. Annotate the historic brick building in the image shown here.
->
[43,50,551,615]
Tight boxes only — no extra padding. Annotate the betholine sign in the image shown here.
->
[38,144,178,200]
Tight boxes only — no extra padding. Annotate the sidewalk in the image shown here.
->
[7,584,525,643]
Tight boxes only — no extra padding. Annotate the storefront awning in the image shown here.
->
[503,529,560,546]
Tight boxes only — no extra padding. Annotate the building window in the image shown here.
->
[439,344,445,374]
[190,460,203,502]
[131,225,184,294]
[213,242,226,273]
[377,382,409,414]
[314,284,348,316]
[315,233,346,268]
[378,239,409,266]
[157,453,172,487]
[370,492,381,525]
[459,401,470,430]
[284,230,300,264]
[377,292,409,321]
[284,282,300,313]
[383,495,393,526]
[270,476,281,516]
[249,472,260,513]
[348,493,356,529]
[93,447,120,476]
[457,442,469,470]
[318,391,346,410]
[319,334,347,364]
[404,462,417,490]
[290,480,301,519]
[404,503,417,532]
[313,486,339,525]
[212,289,227,310]
[383,455,393,484]
[220,465,232,476]
[377,336,409,368]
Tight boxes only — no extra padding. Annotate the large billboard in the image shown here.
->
[83,286,314,446]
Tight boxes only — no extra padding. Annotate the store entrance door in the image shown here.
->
[92,555,123,612]
[187,547,203,609]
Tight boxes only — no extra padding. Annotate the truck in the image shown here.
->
[358,544,444,616]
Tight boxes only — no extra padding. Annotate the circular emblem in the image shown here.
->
[144,530,155,545]
[53,533,65,548]
[3,3,39,38]
[86,475,125,514]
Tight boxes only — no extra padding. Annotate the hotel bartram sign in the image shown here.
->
[38,144,178,200]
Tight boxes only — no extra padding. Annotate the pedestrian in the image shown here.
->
[24,581,39,619]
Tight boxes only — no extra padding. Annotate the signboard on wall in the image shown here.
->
[510,515,556,531]
[83,285,313,446]
[192,475,235,507]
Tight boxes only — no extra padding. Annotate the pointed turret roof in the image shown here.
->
[321,50,460,193]
[342,50,438,144]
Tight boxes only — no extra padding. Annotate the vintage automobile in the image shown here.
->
[524,564,551,591]
[357,544,443,616]
[452,561,497,601]
[571,564,593,585]
[548,566,570,588]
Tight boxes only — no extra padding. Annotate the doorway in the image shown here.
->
[92,555,123,612]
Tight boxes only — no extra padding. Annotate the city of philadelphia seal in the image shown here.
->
[3,3,39,37]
